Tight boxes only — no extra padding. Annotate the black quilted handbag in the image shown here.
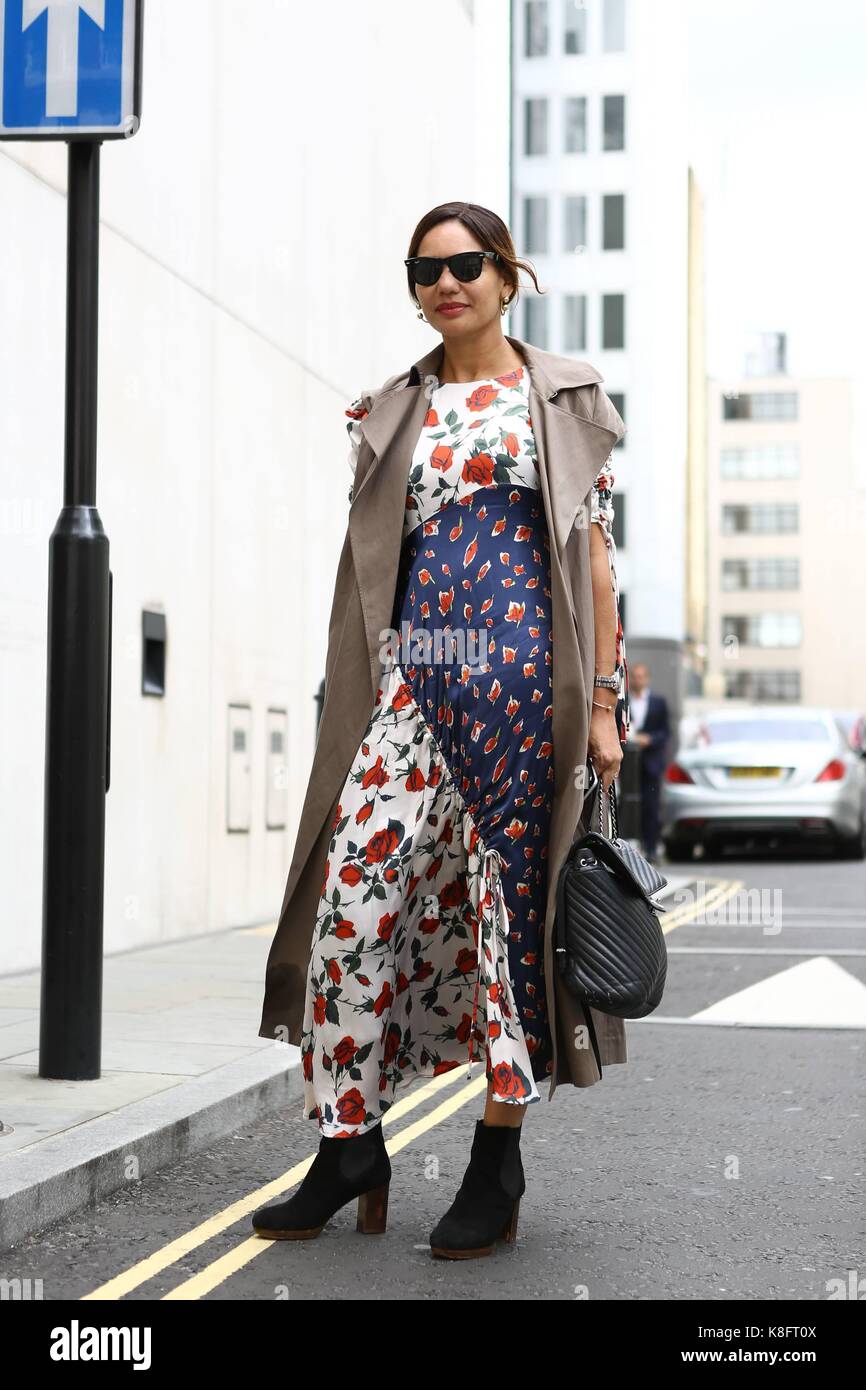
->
[554,777,669,1076]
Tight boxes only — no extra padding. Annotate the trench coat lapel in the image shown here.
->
[504,335,622,559]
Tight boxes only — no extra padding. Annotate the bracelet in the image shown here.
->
[592,700,617,713]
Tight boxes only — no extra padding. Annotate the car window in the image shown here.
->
[703,718,831,743]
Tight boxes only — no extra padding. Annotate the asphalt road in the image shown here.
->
[4,849,864,1302]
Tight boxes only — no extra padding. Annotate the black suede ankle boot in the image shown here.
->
[429,1118,526,1259]
[252,1120,391,1240]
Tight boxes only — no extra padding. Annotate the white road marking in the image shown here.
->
[690,956,866,1028]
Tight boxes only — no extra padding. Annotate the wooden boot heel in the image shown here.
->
[356,1181,390,1234]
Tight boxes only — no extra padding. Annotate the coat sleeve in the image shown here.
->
[345,394,368,504]
[590,451,630,747]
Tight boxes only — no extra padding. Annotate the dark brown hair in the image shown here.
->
[405,201,546,314]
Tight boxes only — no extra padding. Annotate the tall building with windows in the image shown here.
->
[706,363,860,705]
[510,0,688,647]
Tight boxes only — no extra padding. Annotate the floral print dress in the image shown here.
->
[298,364,629,1137]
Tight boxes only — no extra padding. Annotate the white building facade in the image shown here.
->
[0,0,511,974]
[706,370,863,708]
[509,0,689,646]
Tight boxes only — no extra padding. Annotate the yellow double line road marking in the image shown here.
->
[82,1066,487,1302]
[658,876,743,932]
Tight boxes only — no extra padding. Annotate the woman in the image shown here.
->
[253,201,629,1258]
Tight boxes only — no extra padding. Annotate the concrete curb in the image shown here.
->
[0,1043,303,1253]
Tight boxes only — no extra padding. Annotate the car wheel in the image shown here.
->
[837,813,866,860]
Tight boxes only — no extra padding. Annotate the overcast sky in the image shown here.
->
[686,0,865,469]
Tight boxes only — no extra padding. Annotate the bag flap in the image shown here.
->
[580,831,669,910]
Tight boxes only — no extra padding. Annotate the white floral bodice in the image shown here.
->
[401,367,536,539]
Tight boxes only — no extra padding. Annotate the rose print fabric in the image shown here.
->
[298,365,628,1137]
[347,374,629,739]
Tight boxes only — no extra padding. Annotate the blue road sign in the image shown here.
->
[0,0,142,138]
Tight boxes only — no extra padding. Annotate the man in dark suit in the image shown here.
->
[626,662,670,861]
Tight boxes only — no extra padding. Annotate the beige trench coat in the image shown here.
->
[259,333,628,1101]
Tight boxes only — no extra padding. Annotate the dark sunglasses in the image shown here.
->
[404,250,500,287]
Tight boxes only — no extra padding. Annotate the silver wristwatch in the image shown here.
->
[593,672,619,691]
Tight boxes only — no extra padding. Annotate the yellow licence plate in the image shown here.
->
[728,767,782,778]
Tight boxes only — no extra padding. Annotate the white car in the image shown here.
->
[661,705,866,861]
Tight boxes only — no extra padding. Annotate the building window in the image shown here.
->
[562,294,587,352]
[722,502,799,533]
[603,0,626,51]
[563,0,587,53]
[611,492,626,549]
[563,194,587,252]
[525,0,549,57]
[720,445,800,480]
[524,196,548,254]
[722,613,802,647]
[524,296,549,349]
[564,96,587,153]
[722,558,800,591]
[602,293,625,349]
[607,390,626,447]
[723,390,799,421]
[602,193,625,249]
[524,98,548,155]
[602,94,625,151]
[724,670,801,701]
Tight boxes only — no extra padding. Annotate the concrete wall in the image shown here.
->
[0,0,510,972]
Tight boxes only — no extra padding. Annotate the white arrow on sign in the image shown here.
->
[22,0,106,119]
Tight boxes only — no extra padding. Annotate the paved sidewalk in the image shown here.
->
[0,871,690,1251]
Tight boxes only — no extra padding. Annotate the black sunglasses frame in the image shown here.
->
[404,250,501,287]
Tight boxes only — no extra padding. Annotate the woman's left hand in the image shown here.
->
[587,705,623,794]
